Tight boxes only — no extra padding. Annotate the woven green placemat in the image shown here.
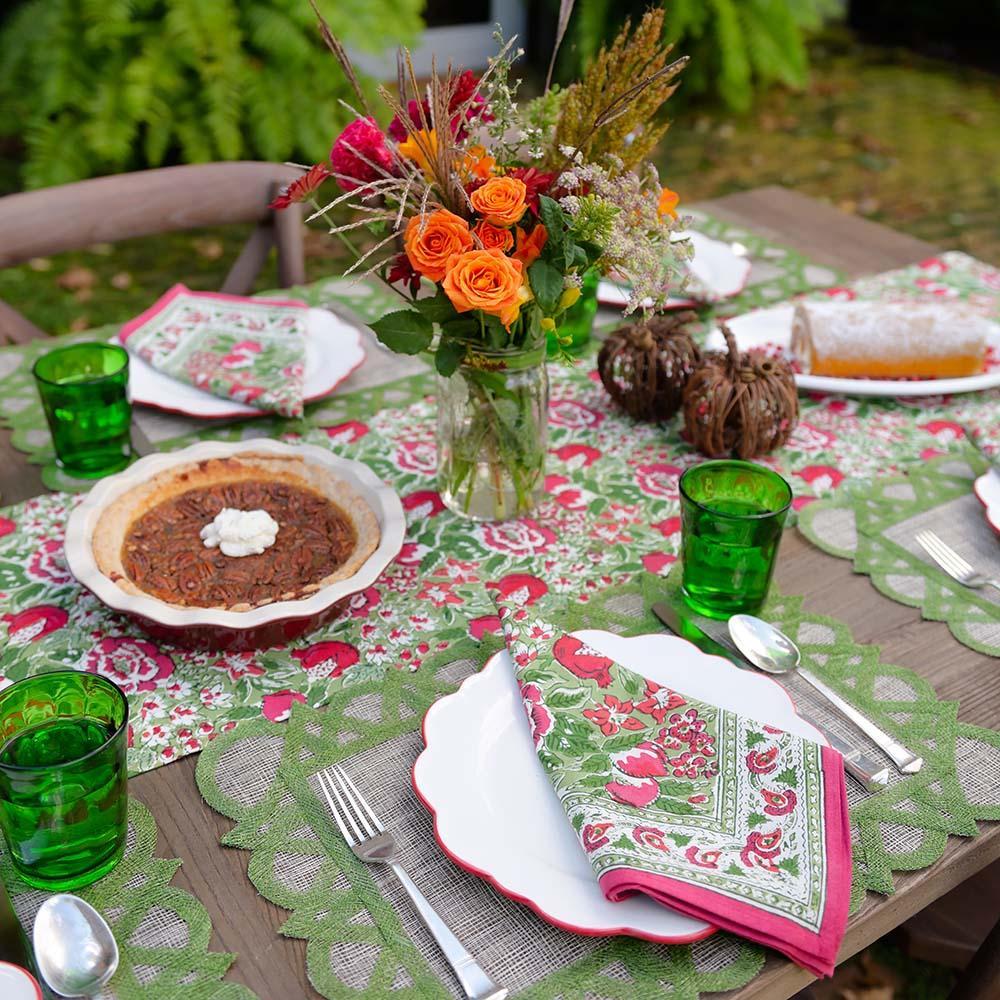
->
[2,797,258,1000]
[799,449,1000,656]
[194,571,1000,999]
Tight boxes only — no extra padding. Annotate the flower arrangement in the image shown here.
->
[273,5,690,519]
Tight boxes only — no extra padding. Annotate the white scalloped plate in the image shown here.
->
[708,305,1000,398]
[598,231,751,310]
[974,468,1000,536]
[413,629,825,943]
[64,438,404,632]
[115,307,366,418]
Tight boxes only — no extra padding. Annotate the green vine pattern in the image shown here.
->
[195,572,1000,998]
[2,798,258,1000]
[798,450,1000,657]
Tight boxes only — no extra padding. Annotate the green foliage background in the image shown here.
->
[560,0,842,110]
[0,0,423,188]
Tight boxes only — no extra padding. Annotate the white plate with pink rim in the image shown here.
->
[974,468,1000,536]
[706,304,1000,398]
[597,231,752,310]
[114,306,366,419]
[412,628,825,943]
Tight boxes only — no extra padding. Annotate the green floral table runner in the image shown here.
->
[799,450,1000,656]
[194,572,1000,999]
[2,798,258,1000]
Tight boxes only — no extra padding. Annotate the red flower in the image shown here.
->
[632,825,670,852]
[761,787,798,817]
[520,682,554,748]
[635,680,686,723]
[684,845,721,869]
[552,635,614,687]
[507,167,556,214]
[330,117,395,193]
[388,70,490,142]
[468,615,503,640]
[486,573,548,606]
[583,695,644,736]
[262,690,307,723]
[0,516,14,538]
[292,641,360,680]
[611,740,667,778]
[746,746,780,774]
[269,163,330,209]
[386,252,422,296]
[740,828,783,872]
[581,821,614,853]
[3,605,68,645]
[605,776,659,809]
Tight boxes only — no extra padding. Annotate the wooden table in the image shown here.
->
[2,187,997,1000]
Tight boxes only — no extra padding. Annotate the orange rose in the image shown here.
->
[404,210,474,283]
[442,249,528,329]
[473,220,514,253]
[513,224,548,267]
[470,176,528,226]
[658,186,680,219]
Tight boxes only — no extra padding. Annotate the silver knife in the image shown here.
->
[652,602,891,792]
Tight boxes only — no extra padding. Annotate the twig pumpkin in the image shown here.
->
[682,324,798,458]
[597,312,701,422]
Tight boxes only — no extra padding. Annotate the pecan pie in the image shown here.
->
[92,454,380,611]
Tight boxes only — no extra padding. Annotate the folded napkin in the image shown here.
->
[119,284,308,417]
[494,597,851,977]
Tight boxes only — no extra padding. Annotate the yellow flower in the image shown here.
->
[658,186,680,219]
[540,317,556,332]
[558,286,582,311]
[398,129,439,176]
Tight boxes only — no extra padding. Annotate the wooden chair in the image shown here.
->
[0,161,308,345]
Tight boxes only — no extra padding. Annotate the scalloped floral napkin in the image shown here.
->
[494,597,851,977]
[119,284,307,417]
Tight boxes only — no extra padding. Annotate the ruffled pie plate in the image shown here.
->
[974,468,1000,536]
[64,439,405,650]
[708,305,1000,398]
[413,629,825,944]
[114,306,366,419]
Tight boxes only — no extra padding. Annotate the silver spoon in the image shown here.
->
[33,894,119,997]
[728,614,924,775]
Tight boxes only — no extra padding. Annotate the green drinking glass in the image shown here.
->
[0,672,129,891]
[547,268,599,357]
[679,460,793,619]
[33,342,133,478]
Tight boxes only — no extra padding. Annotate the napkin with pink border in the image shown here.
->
[493,595,851,977]
[119,284,308,417]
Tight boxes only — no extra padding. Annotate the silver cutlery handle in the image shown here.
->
[390,863,507,1000]
[799,668,923,774]
[818,725,891,792]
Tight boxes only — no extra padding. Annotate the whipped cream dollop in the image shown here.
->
[200,508,279,558]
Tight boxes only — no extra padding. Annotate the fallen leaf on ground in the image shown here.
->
[193,237,224,260]
[110,272,133,290]
[57,266,97,291]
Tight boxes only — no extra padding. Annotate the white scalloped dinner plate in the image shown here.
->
[598,231,751,310]
[974,468,1000,536]
[708,304,1000,398]
[115,307,366,418]
[413,629,825,943]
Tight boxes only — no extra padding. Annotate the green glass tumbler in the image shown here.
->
[33,342,132,478]
[0,672,129,890]
[679,460,793,619]
[547,269,599,357]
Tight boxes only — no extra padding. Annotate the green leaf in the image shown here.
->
[538,195,566,247]
[659,780,696,798]
[578,773,612,788]
[747,811,767,828]
[529,259,563,313]
[368,310,433,355]
[775,766,798,788]
[725,863,745,877]
[661,800,695,815]
[434,339,466,377]
[547,687,590,709]
[778,855,800,876]
[668,833,692,847]
[413,292,459,325]
[746,731,766,748]
[571,813,584,832]
[611,834,634,851]
[579,753,609,773]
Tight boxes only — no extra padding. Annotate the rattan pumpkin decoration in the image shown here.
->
[682,324,798,458]
[597,312,701,422]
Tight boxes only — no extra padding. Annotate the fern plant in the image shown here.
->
[0,0,423,188]
[557,0,841,111]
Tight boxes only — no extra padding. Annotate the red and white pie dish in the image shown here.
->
[413,629,824,944]
[114,306,366,419]
[64,439,405,650]
[974,468,1000,536]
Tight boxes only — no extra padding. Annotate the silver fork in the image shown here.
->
[915,530,1000,595]
[316,766,507,1000]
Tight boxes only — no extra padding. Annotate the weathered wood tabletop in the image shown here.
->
[1,186,997,1000]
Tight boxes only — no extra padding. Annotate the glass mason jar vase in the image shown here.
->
[437,342,549,521]
[546,268,599,357]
